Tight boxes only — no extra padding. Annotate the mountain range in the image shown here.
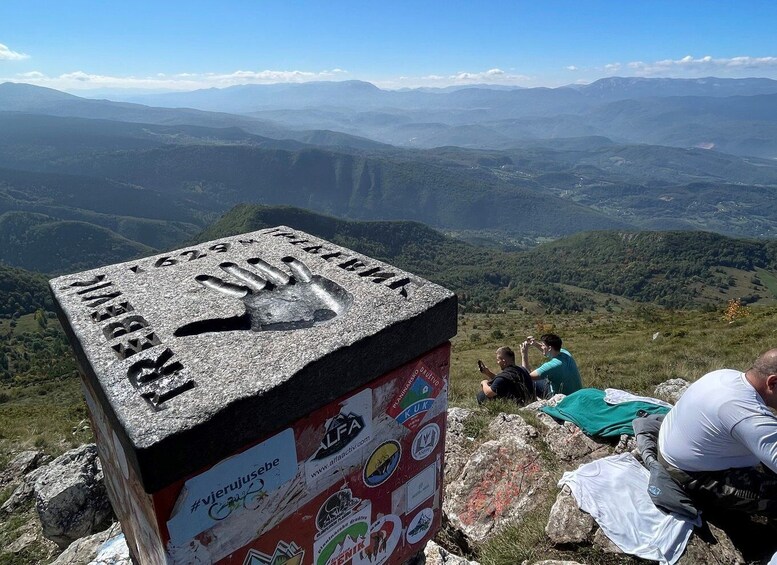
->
[2,77,777,281]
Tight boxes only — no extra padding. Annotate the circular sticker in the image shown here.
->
[406,507,434,545]
[353,514,402,565]
[411,423,440,461]
[363,441,401,487]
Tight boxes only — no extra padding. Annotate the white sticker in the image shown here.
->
[406,462,436,513]
[411,423,440,461]
[166,428,297,542]
[406,508,434,545]
[306,388,373,483]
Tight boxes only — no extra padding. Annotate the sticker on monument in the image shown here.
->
[243,540,305,565]
[166,428,297,542]
[405,462,436,513]
[314,498,372,565]
[387,363,444,431]
[411,423,440,461]
[316,487,363,533]
[405,508,434,545]
[352,514,402,565]
[307,389,373,483]
[363,441,401,488]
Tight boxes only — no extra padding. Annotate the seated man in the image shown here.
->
[476,346,535,406]
[519,333,582,398]
[658,349,777,515]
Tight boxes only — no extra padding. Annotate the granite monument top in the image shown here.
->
[50,227,457,491]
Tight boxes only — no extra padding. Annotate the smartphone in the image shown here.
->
[477,359,485,372]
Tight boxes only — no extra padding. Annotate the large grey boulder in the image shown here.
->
[654,378,690,404]
[444,433,551,543]
[545,487,595,544]
[34,444,114,548]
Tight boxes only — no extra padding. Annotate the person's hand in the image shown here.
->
[520,340,529,354]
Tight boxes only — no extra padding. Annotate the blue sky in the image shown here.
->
[2,0,777,92]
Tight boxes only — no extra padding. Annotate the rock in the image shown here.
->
[51,523,130,565]
[444,434,551,543]
[445,407,473,483]
[1,465,46,513]
[488,413,537,440]
[422,540,480,565]
[533,559,585,565]
[537,414,608,462]
[1,514,59,557]
[591,527,623,553]
[34,444,114,548]
[0,450,46,486]
[654,379,690,404]
[523,394,566,411]
[612,434,636,455]
[677,521,744,564]
[545,487,595,544]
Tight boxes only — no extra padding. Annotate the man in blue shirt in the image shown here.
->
[520,333,582,398]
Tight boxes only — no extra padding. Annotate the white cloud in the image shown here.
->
[0,42,29,61]
[608,55,777,77]
[566,65,578,71]
[378,68,532,88]
[0,68,354,91]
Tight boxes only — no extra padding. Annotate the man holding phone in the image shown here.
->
[477,346,536,405]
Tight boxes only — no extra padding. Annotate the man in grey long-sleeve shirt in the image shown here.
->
[658,348,777,515]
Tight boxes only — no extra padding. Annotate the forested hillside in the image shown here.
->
[199,204,777,312]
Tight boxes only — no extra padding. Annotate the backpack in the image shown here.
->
[501,365,537,405]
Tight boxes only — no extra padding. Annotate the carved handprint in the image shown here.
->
[174,256,352,336]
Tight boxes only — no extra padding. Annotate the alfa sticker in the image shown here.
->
[363,441,401,487]
[307,389,373,483]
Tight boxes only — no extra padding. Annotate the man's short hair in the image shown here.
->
[541,333,563,351]
[496,346,515,363]
[752,349,777,378]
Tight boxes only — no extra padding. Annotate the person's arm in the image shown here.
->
[520,341,532,373]
[730,414,777,474]
[479,364,496,379]
[481,379,497,398]
[520,340,543,380]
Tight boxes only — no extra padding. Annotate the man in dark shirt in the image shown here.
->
[477,346,536,405]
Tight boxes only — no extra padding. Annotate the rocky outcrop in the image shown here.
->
[444,420,551,543]
[654,378,690,403]
[51,522,130,565]
[2,379,764,564]
[422,540,480,565]
[545,487,595,544]
[34,444,114,548]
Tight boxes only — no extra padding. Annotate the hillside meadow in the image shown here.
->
[1,300,776,563]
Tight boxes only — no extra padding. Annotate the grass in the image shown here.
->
[2,302,777,563]
[445,304,777,564]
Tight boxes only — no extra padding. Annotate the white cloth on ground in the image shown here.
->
[659,369,777,473]
[604,388,673,409]
[559,453,698,565]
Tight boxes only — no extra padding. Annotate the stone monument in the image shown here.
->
[50,226,457,565]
